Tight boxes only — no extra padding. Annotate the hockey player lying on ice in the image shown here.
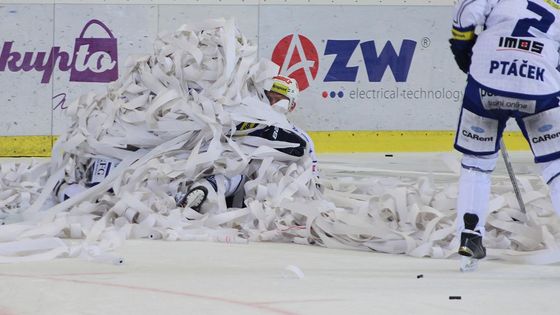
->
[174,75,319,213]
[53,75,318,215]
[450,0,560,270]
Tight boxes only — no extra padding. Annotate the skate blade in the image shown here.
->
[185,187,208,209]
[186,192,205,208]
[460,256,479,272]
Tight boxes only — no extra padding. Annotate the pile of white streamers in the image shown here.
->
[1,18,560,265]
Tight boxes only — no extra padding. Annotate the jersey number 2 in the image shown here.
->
[512,1,555,37]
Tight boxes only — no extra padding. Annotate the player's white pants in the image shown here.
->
[194,174,245,214]
[458,154,560,234]
[56,182,87,202]
[456,153,498,235]
[540,159,560,216]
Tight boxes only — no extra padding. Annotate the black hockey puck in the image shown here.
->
[416,274,423,279]
[449,296,462,300]
[385,154,394,157]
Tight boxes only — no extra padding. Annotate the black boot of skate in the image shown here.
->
[458,213,486,259]
[458,213,486,272]
[459,230,486,259]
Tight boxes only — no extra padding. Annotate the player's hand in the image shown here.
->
[449,38,476,74]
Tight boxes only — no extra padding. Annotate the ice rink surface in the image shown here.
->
[1,152,559,315]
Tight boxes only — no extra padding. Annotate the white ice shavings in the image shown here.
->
[1,18,560,265]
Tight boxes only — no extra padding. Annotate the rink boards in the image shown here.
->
[0,0,530,156]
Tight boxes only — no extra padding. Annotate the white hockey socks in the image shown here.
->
[547,176,560,217]
[179,174,246,213]
[456,154,497,235]
[540,159,560,216]
[210,174,246,208]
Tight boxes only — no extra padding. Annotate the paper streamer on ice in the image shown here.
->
[1,18,560,265]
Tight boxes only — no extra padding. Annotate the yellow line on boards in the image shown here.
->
[307,131,530,153]
[0,136,54,157]
[0,131,530,157]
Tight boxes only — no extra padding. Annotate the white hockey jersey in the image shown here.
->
[234,121,319,178]
[453,0,560,98]
[291,125,319,177]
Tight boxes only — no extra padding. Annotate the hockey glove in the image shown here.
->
[449,38,476,74]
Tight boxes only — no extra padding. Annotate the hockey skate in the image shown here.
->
[53,180,87,202]
[177,186,208,212]
[458,213,486,272]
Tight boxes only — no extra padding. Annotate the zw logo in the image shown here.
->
[538,124,554,133]
[272,34,319,91]
[0,19,118,84]
[324,39,416,83]
[498,37,543,54]
[271,34,417,91]
[471,126,485,133]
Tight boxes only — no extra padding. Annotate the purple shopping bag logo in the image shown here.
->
[69,19,118,83]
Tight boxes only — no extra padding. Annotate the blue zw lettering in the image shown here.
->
[489,59,544,81]
[324,40,360,81]
[324,39,416,82]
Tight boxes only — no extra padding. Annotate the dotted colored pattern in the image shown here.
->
[322,91,345,98]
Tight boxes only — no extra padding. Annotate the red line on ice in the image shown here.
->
[0,272,299,315]
[44,272,126,277]
[252,298,344,305]
[0,307,17,315]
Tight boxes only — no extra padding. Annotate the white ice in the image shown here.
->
[0,152,558,315]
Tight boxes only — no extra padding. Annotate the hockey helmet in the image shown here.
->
[265,75,299,113]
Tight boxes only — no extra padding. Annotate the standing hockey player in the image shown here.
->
[450,0,560,271]
[177,75,318,213]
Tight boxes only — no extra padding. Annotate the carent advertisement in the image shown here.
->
[261,5,466,131]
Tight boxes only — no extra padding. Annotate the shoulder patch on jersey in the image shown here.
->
[545,0,560,10]
[238,122,258,131]
[452,27,475,41]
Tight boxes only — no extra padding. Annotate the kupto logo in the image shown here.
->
[0,19,118,84]
[271,33,416,91]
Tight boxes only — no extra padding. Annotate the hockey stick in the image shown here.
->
[500,138,527,214]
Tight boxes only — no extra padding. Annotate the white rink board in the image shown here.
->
[157,5,259,42]
[0,5,54,136]
[259,5,464,131]
[51,4,159,134]
[0,0,470,137]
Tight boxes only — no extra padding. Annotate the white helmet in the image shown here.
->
[266,75,299,113]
